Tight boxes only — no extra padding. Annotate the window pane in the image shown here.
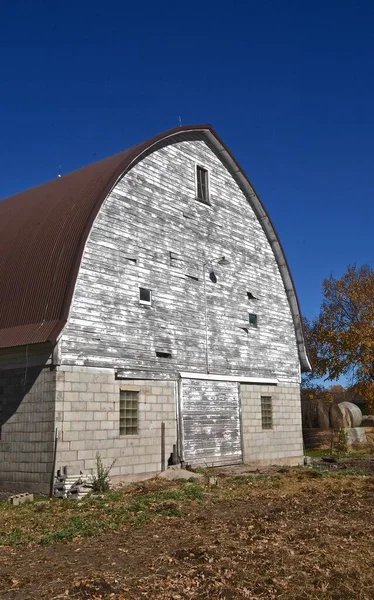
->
[196,166,208,202]
[261,396,272,430]
[139,288,151,303]
[120,391,139,435]
[249,313,257,327]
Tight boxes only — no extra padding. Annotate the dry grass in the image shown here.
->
[1,467,374,599]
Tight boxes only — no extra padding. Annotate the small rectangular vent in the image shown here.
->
[139,288,152,305]
[249,313,258,327]
[156,351,172,359]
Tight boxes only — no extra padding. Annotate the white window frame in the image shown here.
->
[195,163,211,205]
[139,287,152,306]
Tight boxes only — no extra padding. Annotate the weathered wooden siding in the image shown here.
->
[61,139,299,382]
[180,379,242,466]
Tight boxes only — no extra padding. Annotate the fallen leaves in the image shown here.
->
[1,469,374,599]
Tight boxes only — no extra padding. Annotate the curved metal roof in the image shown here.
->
[0,125,310,370]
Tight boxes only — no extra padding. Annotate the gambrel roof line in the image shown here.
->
[0,125,310,370]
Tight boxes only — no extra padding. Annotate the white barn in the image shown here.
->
[0,125,310,492]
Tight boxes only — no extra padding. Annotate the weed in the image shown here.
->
[91,452,116,493]
[40,530,75,545]
[3,528,25,545]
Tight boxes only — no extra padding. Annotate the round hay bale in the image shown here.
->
[338,402,362,427]
[301,399,330,429]
[316,401,331,429]
[361,415,374,427]
[330,403,352,428]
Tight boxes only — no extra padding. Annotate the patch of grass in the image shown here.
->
[0,480,205,546]
[305,448,333,458]
[310,464,368,477]
[305,446,374,459]
[0,469,371,548]
[2,528,27,545]
[40,529,75,545]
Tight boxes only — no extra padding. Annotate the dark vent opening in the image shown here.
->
[240,327,249,334]
[247,292,257,300]
[186,274,199,281]
[126,257,137,264]
[139,288,151,303]
[249,313,258,327]
[156,351,172,359]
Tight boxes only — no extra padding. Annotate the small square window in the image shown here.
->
[120,391,139,435]
[196,165,209,204]
[139,288,152,305]
[249,313,257,327]
[261,396,273,430]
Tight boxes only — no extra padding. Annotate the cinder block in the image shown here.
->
[69,441,86,451]
[8,493,34,506]
[71,383,87,392]
[76,411,94,422]
[87,383,102,393]
[151,387,163,395]
[93,430,109,440]
[93,411,108,421]
[71,402,87,411]
[101,384,116,393]
[100,421,115,430]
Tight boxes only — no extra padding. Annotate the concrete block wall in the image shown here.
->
[0,366,56,493]
[55,366,177,482]
[240,383,304,466]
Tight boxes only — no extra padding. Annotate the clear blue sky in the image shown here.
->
[1,0,373,323]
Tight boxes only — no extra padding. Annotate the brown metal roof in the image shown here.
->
[0,125,203,349]
[0,124,310,369]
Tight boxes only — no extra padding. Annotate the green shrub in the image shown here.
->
[91,452,116,493]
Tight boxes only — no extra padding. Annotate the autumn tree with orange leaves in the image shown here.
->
[306,265,374,410]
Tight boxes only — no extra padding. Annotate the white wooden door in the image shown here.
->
[180,379,242,466]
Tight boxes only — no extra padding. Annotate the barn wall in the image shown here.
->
[0,366,56,493]
[55,366,176,480]
[60,139,300,383]
[240,382,303,465]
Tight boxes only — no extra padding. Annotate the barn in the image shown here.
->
[0,125,310,492]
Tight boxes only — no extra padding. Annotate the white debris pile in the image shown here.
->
[54,467,93,500]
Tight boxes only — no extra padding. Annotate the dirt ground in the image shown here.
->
[1,464,374,600]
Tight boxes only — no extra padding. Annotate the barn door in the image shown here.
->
[180,379,242,466]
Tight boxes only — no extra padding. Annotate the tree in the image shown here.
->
[307,264,374,409]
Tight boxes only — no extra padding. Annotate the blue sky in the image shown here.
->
[1,0,373,324]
